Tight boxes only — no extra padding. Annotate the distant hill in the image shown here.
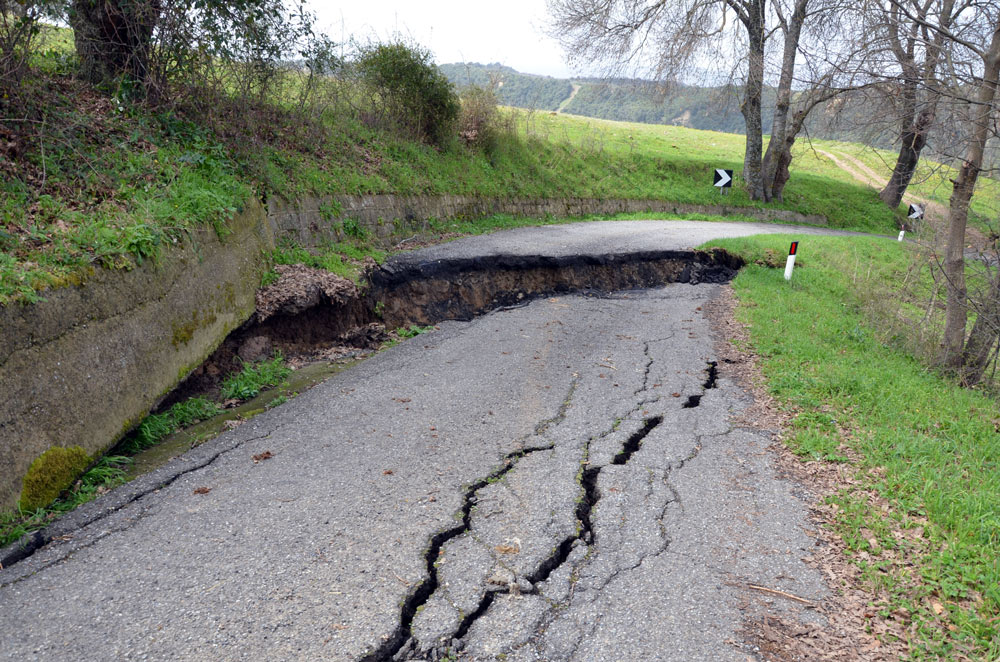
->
[438,62,773,131]
[437,63,573,112]
[561,80,777,134]
[438,62,879,145]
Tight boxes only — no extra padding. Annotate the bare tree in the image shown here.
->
[862,0,960,209]
[914,2,1000,371]
[762,0,864,201]
[546,0,770,199]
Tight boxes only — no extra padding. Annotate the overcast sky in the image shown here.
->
[308,1,580,78]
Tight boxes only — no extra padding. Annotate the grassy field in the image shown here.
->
[808,139,1000,229]
[701,234,1000,659]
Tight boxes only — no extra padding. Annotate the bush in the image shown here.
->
[354,41,459,146]
[0,1,54,97]
[458,85,512,153]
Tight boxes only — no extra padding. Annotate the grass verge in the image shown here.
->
[702,234,1000,659]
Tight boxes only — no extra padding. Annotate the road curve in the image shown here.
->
[0,220,855,661]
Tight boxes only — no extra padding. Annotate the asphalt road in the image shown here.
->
[0,220,845,661]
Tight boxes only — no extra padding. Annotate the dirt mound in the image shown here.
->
[255,264,359,322]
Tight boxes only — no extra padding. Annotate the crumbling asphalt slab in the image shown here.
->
[0,220,867,661]
[0,283,826,662]
[382,219,872,269]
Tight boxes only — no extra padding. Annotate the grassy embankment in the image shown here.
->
[702,234,999,659]
[1,27,919,305]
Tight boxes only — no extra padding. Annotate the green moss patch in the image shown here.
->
[20,446,91,511]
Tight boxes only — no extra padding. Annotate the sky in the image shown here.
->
[307,1,580,78]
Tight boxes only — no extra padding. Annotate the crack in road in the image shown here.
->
[359,443,557,662]
[682,360,718,408]
[422,416,666,660]
[0,423,289,576]
[360,348,720,660]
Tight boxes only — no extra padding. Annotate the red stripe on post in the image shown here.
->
[789,241,799,256]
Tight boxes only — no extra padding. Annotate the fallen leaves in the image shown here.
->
[252,450,273,463]
[193,486,211,495]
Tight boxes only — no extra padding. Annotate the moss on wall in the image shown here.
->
[20,446,91,511]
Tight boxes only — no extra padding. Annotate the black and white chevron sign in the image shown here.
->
[714,169,733,188]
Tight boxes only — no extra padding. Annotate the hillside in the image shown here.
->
[437,62,1000,163]
[2,32,929,306]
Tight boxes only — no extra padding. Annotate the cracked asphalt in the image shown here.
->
[0,221,844,661]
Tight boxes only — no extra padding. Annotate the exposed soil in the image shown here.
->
[372,248,745,327]
[706,285,909,662]
[163,249,744,409]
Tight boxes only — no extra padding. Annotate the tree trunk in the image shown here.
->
[962,266,1000,386]
[769,135,796,201]
[878,0,953,210]
[762,0,808,202]
[740,0,766,201]
[879,106,935,209]
[69,0,159,89]
[942,22,1000,370]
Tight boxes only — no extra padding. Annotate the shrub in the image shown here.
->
[458,85,512,153]
[354,41,459,146]
[0,1,53,97]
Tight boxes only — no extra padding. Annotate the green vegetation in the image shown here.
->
[3,26,923,306]
[220,353,292,400]
[356,42,459,146]
[121,396,222,455]
[262,239,387,285]
[19,445,92,511]
[438,62,572,112]
[396,324,435,338]
[1,454,131,547]
[702,234,1000,659]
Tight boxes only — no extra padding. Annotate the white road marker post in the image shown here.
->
[784,241,799,281]
[898,229,906,241]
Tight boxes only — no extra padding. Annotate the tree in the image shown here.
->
[546,0,770,199]
[68,0,160,88]
[66,0,315,103]
[921,3,1000,372]
[868,0,958,209]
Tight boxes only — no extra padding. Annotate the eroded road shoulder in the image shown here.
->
[0,283,825,661]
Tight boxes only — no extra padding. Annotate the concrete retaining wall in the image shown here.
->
[0,202,274,510]
[268,194,826,245]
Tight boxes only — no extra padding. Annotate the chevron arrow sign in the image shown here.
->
[714,169,733,188]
